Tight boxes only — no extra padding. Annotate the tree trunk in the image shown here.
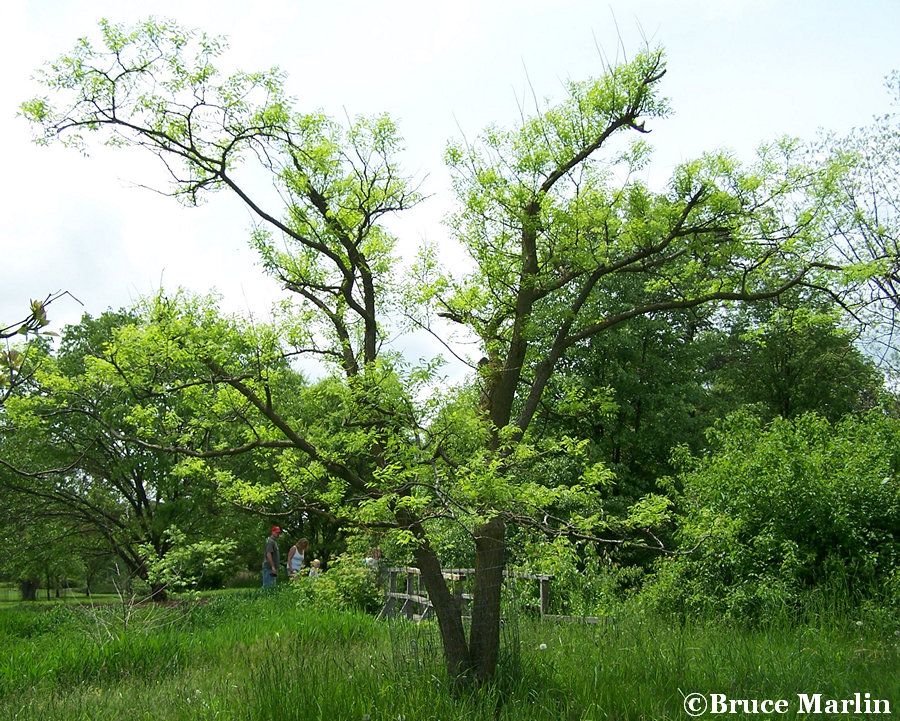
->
[148,582,168,603]
[19,580,38,601]
[397,508,507,687]
[410,539,471,681]
[469,515,506,683]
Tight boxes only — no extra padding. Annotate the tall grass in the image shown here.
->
[1,587,897,720]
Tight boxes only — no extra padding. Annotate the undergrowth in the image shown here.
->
[0,587,897,720]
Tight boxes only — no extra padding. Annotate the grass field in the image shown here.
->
[0,585,122,605]
[0,587,897,720]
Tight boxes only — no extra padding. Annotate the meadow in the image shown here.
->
[1,586,897,720]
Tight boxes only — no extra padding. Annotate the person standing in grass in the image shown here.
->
[262,526,283,588]
[286,537,309,579]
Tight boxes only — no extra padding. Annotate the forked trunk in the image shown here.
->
[19,579,38,601]
[400,509,507,687]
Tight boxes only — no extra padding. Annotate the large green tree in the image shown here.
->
[529,298,713,496]
[21,19,852,683]
[702,295,884,421]
[0,303,258,599]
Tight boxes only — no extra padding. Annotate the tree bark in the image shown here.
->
[148,582,168,603]
[19,579,38,601]
[396,506,471,681]
[468,515,506,683]
[410,543,471,682]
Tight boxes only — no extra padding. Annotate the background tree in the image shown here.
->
[21,19,855,684]
[0,292,73,406]
[702,294,884,421]
[825,71,900,371]
[0,492,54,600]
[530,300,713,495]
[0,302,261,599]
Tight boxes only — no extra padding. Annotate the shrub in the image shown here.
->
[143,529,241,593]
[642,411,900,617]
[291,553,382,614]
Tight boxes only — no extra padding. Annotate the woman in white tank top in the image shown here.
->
[286,537,309,578]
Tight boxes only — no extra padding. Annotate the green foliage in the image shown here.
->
[702,295,884,421]
[20,15,890,683]
[141,528,239,594]
[530,290,886,550]
[644,411,900,617]
[0,297,267,593]
[290,553,382,613]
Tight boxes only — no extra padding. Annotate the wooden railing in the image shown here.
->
[378,566,558,621]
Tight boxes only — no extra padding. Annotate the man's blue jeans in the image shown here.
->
[262,568,277,588]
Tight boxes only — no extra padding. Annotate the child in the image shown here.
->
[308,559,322,579]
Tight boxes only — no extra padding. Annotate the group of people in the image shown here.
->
[261,526,322,588]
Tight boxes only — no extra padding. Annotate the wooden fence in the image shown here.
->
[378,566,597,623]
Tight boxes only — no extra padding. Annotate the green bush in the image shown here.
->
[509,535,647,616]
[642,411,900,617]
[290,553,382,614]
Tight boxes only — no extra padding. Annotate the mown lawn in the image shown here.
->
[1,587,897,720]
[0,582,125,605]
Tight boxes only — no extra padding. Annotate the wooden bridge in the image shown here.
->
[378,566,598,623]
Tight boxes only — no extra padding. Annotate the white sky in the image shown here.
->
[2,0,899,373]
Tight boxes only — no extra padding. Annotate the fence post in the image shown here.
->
[452,571,463,614]
[404,570,415,620]
[382,569,398,618]
[539,576,550,617]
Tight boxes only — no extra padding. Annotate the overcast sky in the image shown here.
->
[2,0,899,371]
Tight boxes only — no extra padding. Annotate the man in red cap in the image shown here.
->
[262,525,283,588]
